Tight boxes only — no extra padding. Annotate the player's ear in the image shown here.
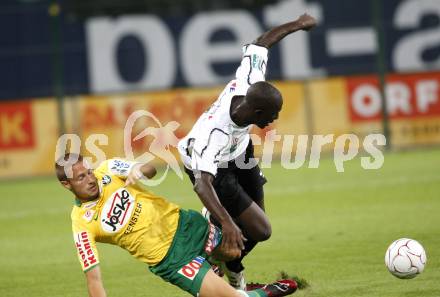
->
[61,180,72,191]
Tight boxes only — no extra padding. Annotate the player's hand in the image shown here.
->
[220,219,246,260]
[125,164,144,187]
[297,13,317,31]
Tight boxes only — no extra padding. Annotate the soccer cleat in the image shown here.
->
[259,279,298,297]
[245,282,265,291]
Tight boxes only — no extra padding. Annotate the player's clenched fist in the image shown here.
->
[297,13,317,31]
[125,163,157,187]
[125,163,144,186]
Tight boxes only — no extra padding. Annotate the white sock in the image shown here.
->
[237,289,249,296]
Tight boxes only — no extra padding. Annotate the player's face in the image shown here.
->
[255,104,281,129]
[67,162,99,201]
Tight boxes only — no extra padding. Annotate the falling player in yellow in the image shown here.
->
[56,153,297,297]
[71,157,180,270]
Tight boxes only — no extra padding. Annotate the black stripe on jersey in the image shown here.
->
[185,138,195,157]
[261,60,267,75]
[192,128,229,173]
[243,55,253,86]
[200,128,230,157]
[213,145,224,161]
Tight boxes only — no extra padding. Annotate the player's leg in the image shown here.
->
[235,140,271,241]
[235,172,270,241]
[238,162,266,210]
[183,153,270,288]
[183,167,244,286]
[223,201,270,286]
[199,269,243,297]
[199,269,298,297]
[211,172,269,288]
[212,169,270,244]
[223,144,271,283]
[148,208,295,297]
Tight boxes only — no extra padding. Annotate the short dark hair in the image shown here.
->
[246,81,282,108]
[55,153,83,181]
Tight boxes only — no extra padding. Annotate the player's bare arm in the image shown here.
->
[253,13,317,48]
[85,266,107,297]
[125,163,157,186]
[193,171,244,259]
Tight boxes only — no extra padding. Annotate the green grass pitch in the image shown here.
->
[1,149,439,297]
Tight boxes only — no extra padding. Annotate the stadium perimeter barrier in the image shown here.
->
[1,70,439,179]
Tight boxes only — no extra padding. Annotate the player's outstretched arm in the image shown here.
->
[253,13,316,48]
[125,163,157,186]
[85,266,107,297]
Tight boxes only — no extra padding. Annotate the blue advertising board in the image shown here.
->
[0,0,439,99]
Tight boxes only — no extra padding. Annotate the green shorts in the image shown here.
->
[149,209,222,296]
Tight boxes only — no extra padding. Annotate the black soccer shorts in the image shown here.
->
[184,140,267,218]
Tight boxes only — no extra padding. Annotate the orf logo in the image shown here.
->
[101,188,135,233]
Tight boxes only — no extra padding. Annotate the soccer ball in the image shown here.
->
[385,238,427,279]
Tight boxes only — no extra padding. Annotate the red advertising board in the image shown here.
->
[347,72,440,122]
[0,101,35,150]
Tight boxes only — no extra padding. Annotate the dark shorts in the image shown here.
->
[149,209,222,296]
[185,140,267,218]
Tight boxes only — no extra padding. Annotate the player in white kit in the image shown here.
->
[178,13,317,290]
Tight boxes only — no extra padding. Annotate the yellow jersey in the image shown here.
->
[71,159,180,272]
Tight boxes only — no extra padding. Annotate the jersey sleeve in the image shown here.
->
[191,129,230,176]
[72,220,100,272]
[94,159,139,179]
[235,44,269,90]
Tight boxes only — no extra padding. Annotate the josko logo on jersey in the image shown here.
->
[101,188,135,233]
[177,256,205,281]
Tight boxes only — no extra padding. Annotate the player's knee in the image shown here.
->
[253,220,272,242]
[259,222,272,241]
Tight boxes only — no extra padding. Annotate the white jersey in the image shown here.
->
[178,44,268,176]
